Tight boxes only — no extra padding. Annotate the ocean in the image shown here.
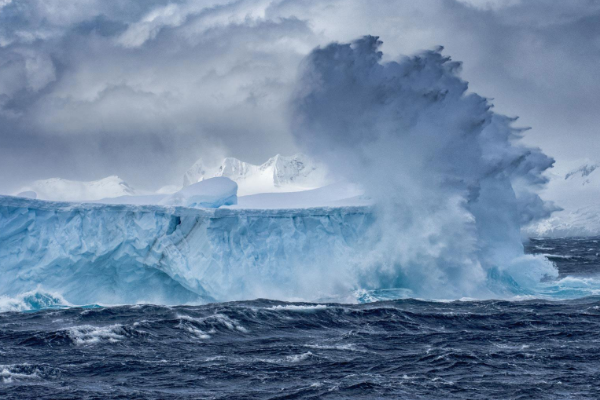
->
[1,237,600,399]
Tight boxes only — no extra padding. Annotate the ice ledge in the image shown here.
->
[0,195,371,217]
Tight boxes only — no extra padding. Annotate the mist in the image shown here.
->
[1,0,599,195]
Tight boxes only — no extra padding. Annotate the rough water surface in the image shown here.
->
[1,238,600,399]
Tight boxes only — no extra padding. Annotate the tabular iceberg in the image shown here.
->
[0,195,373,306]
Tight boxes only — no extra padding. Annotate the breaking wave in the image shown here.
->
[0,290,70,313]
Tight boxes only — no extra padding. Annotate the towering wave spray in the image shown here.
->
[291,36,558,298]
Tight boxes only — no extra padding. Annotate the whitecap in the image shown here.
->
[67,324,126,345]
[0,290,70,312]
[268,304,327,311]
[176,313,248,333]
[285,352,314,363]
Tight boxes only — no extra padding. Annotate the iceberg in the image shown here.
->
[0,195,373,305]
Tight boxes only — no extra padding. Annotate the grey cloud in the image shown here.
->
[0,0,598,193]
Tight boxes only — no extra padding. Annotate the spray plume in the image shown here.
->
[292,36,558,299]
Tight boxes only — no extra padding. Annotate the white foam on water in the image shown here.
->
[0,364,54,384]
[285,352,314,363]
[176,313,248,333]
[0,290,70,312]
[304,343,364,352]
[268,304,328,311]
[67,324,127,345]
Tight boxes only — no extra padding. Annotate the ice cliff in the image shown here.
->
[0,195,372,305]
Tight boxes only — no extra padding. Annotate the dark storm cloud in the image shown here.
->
[0,0,598,192]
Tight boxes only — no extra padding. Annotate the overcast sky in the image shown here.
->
[0,0,598,193]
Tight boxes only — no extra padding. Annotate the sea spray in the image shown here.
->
[291,36,558,298]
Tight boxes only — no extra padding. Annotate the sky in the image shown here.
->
[0,0,598,193]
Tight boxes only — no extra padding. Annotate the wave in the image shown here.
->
[1,364,61,384]
[6,274,600,314]
[0,290,71,313]
[3,297,600,399]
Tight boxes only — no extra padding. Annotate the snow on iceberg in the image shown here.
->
[92,177,237,209]
[232,182,368,209]
[14,176,138,202]
[15,190,37,199]
[160,177,237,208]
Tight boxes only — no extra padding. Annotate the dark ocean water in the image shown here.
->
[2,238,600,399]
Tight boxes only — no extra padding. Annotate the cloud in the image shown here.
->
[0,0,598,194]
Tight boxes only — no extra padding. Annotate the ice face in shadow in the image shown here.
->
[291,36,558,298]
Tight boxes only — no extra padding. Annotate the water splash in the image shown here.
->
[292,36,558,299]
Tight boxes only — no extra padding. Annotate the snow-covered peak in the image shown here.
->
[15,175,138,202]
[183,160,210,187]
[264,154,321,187]
[526,159,600,237]
[183,154,329,196]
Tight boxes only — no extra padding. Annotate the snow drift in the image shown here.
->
[88,178,238,209]
[15,176,138,202]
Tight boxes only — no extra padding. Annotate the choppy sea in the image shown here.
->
[2,237,600,399]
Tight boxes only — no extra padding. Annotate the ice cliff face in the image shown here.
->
[0,195,372,305]
[183,154,328,195]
